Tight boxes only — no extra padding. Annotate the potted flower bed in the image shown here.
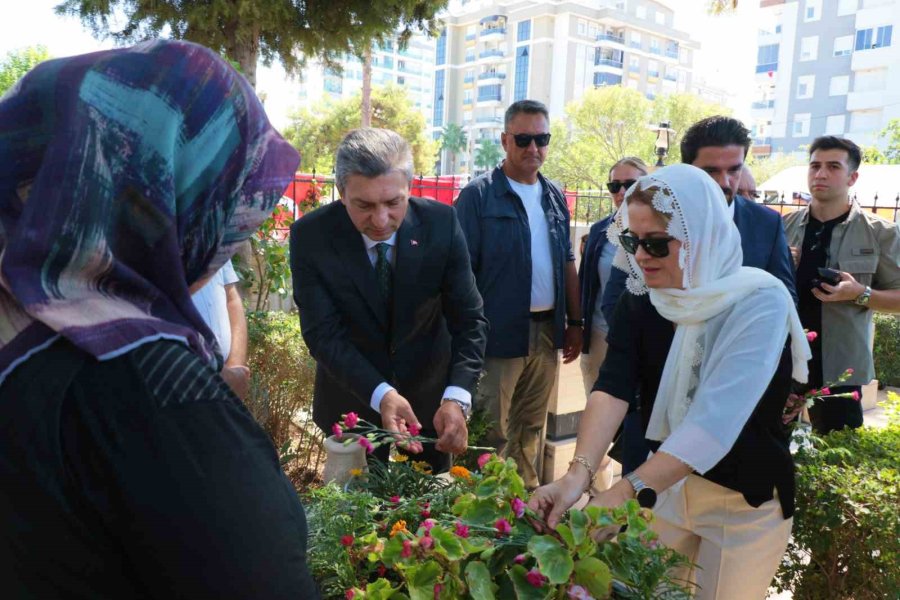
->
[305,414,692,599]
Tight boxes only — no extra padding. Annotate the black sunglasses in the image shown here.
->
[619,229,677,258]
[510,133,551,148]
[606,179,637,194]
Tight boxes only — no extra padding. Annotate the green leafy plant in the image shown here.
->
[774,392,900,599]
[246,310,323,486]
[307,454,692,599]
[874,314,900,387]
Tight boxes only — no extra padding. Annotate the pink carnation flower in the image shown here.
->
[358,437,374,454]
[345,591,355,600]
[514,553,527,564]
[419,534,434,550]
[454,521,470,538]
[433,583,443,599]
[525,568,547,588]
[820,387,831,396]
[332,423,343,439]
[847,368,855,375]
[390,495,401,504]
[343,412,359,429]
[401,539,413,558]
[852,390,861,401]
[494,518,512,536]
[408,422,422,436]
[477,453,492,469]
[422,519,435,532]
[511,497,526,519]
[806,331,818,342]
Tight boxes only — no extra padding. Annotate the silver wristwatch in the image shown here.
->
[624,472,658,509]
[441,397,471,419]
[854,285,872,306]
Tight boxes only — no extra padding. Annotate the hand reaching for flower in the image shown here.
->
[380,390,424,454]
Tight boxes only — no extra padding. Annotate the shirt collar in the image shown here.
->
[361,232,397,251]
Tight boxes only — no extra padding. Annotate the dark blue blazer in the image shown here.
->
[600,195,798,324]
[578,213,615,354]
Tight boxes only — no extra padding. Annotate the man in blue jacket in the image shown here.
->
[601,116,797,324]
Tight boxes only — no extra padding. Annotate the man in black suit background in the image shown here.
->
[290,128,488,471]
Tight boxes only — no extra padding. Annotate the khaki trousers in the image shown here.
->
[652,474,792,600]
[578,328,614,491]
[478,319,558,489]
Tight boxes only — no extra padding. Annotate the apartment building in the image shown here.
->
[266,35,437,132]
[750,0,900,157]
[433,0,698,173]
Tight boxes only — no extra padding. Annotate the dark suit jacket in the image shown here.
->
[290,197,488,434]
[600,195,798,324]
[578,213,615,354]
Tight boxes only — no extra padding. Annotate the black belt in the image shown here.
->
[529,310,554,322]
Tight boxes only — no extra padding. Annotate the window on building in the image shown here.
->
[756,44,779,73]
[829,75,850,95]
[800,36,818,61]
[432,70,445,127]
[435,29,447,66]
[805,0,821,21]
[655,12,665,25]
[833,35,853,56]
[793,113,811,137]
[636,5,647,19]
[463,110,472,122]
[588,23,600,39]
[856,25,892,50]
[397,75,405,85]
[514,47,529,101]
[630,31,642,49]
[383,56,394,69]
[465,50,475,62]
[796,75,815,99]
[825,114,846,135]
[647,60,659,78]
[649,37,661,55]
[464,89,473,102]
[850,109,882,132]
[518,20,531,42]
[577,19,587,37]
[837,0,858,16]
[629,56,640,73]
[398,60,406,71]
[775,24,782,34]
[477,83,503,102]
[594,73,623,86]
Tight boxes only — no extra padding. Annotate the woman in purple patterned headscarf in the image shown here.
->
[0,40,319,598]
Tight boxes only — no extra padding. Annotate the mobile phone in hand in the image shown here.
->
[811,267,842,293]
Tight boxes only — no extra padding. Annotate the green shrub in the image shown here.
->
[874,313,900,387]
[246,310,324,487]
[773,392,900,599]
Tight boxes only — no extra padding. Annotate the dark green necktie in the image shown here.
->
[374,242,393,305]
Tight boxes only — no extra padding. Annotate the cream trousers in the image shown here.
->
[652,474,792,600]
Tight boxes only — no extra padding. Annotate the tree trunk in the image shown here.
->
[226,24,260,88]
[361,46,373,127]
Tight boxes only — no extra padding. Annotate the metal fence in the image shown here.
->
[281,172,900,231]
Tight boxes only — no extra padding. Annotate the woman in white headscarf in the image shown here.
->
[529,164,811,600]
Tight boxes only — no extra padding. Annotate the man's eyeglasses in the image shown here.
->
[606,180,637,194]
[510,133,551,148]
[619,229,677,258]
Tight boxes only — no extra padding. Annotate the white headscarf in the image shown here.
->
[607,164,810,446]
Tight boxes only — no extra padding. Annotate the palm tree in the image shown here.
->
[440,123,467,174]
[474,139,504,173]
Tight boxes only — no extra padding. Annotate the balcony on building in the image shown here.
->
[479,48,506,62]
[463,73,476,84]
[465,33,477,42]
[755,62,778,74]
[751,99,775,110]
[851,46,892,71]
[595,30,625,48]
[475,115,504,126]
[594,48,624,73]
[478,70,507,84]
[847,89,887,111]
[479,15,508,41]
[664,70,677,82]
[665,42,680,60]
[476,83,503,107]
[593,73,622,87]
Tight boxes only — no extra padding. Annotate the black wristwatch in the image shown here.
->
[567,318,584,327]
[624,472,658,509]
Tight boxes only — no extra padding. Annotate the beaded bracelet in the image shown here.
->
[568,454,596,494]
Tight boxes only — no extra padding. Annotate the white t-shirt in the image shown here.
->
[508,178,555,311]
[191,260,239,361]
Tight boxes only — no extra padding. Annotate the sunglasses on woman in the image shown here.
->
[606,180,637,194]
[511,133,552,148]
[619,229,677,258]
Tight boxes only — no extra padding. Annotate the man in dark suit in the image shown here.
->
[290,128,488,471]
[601,116,797,323]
